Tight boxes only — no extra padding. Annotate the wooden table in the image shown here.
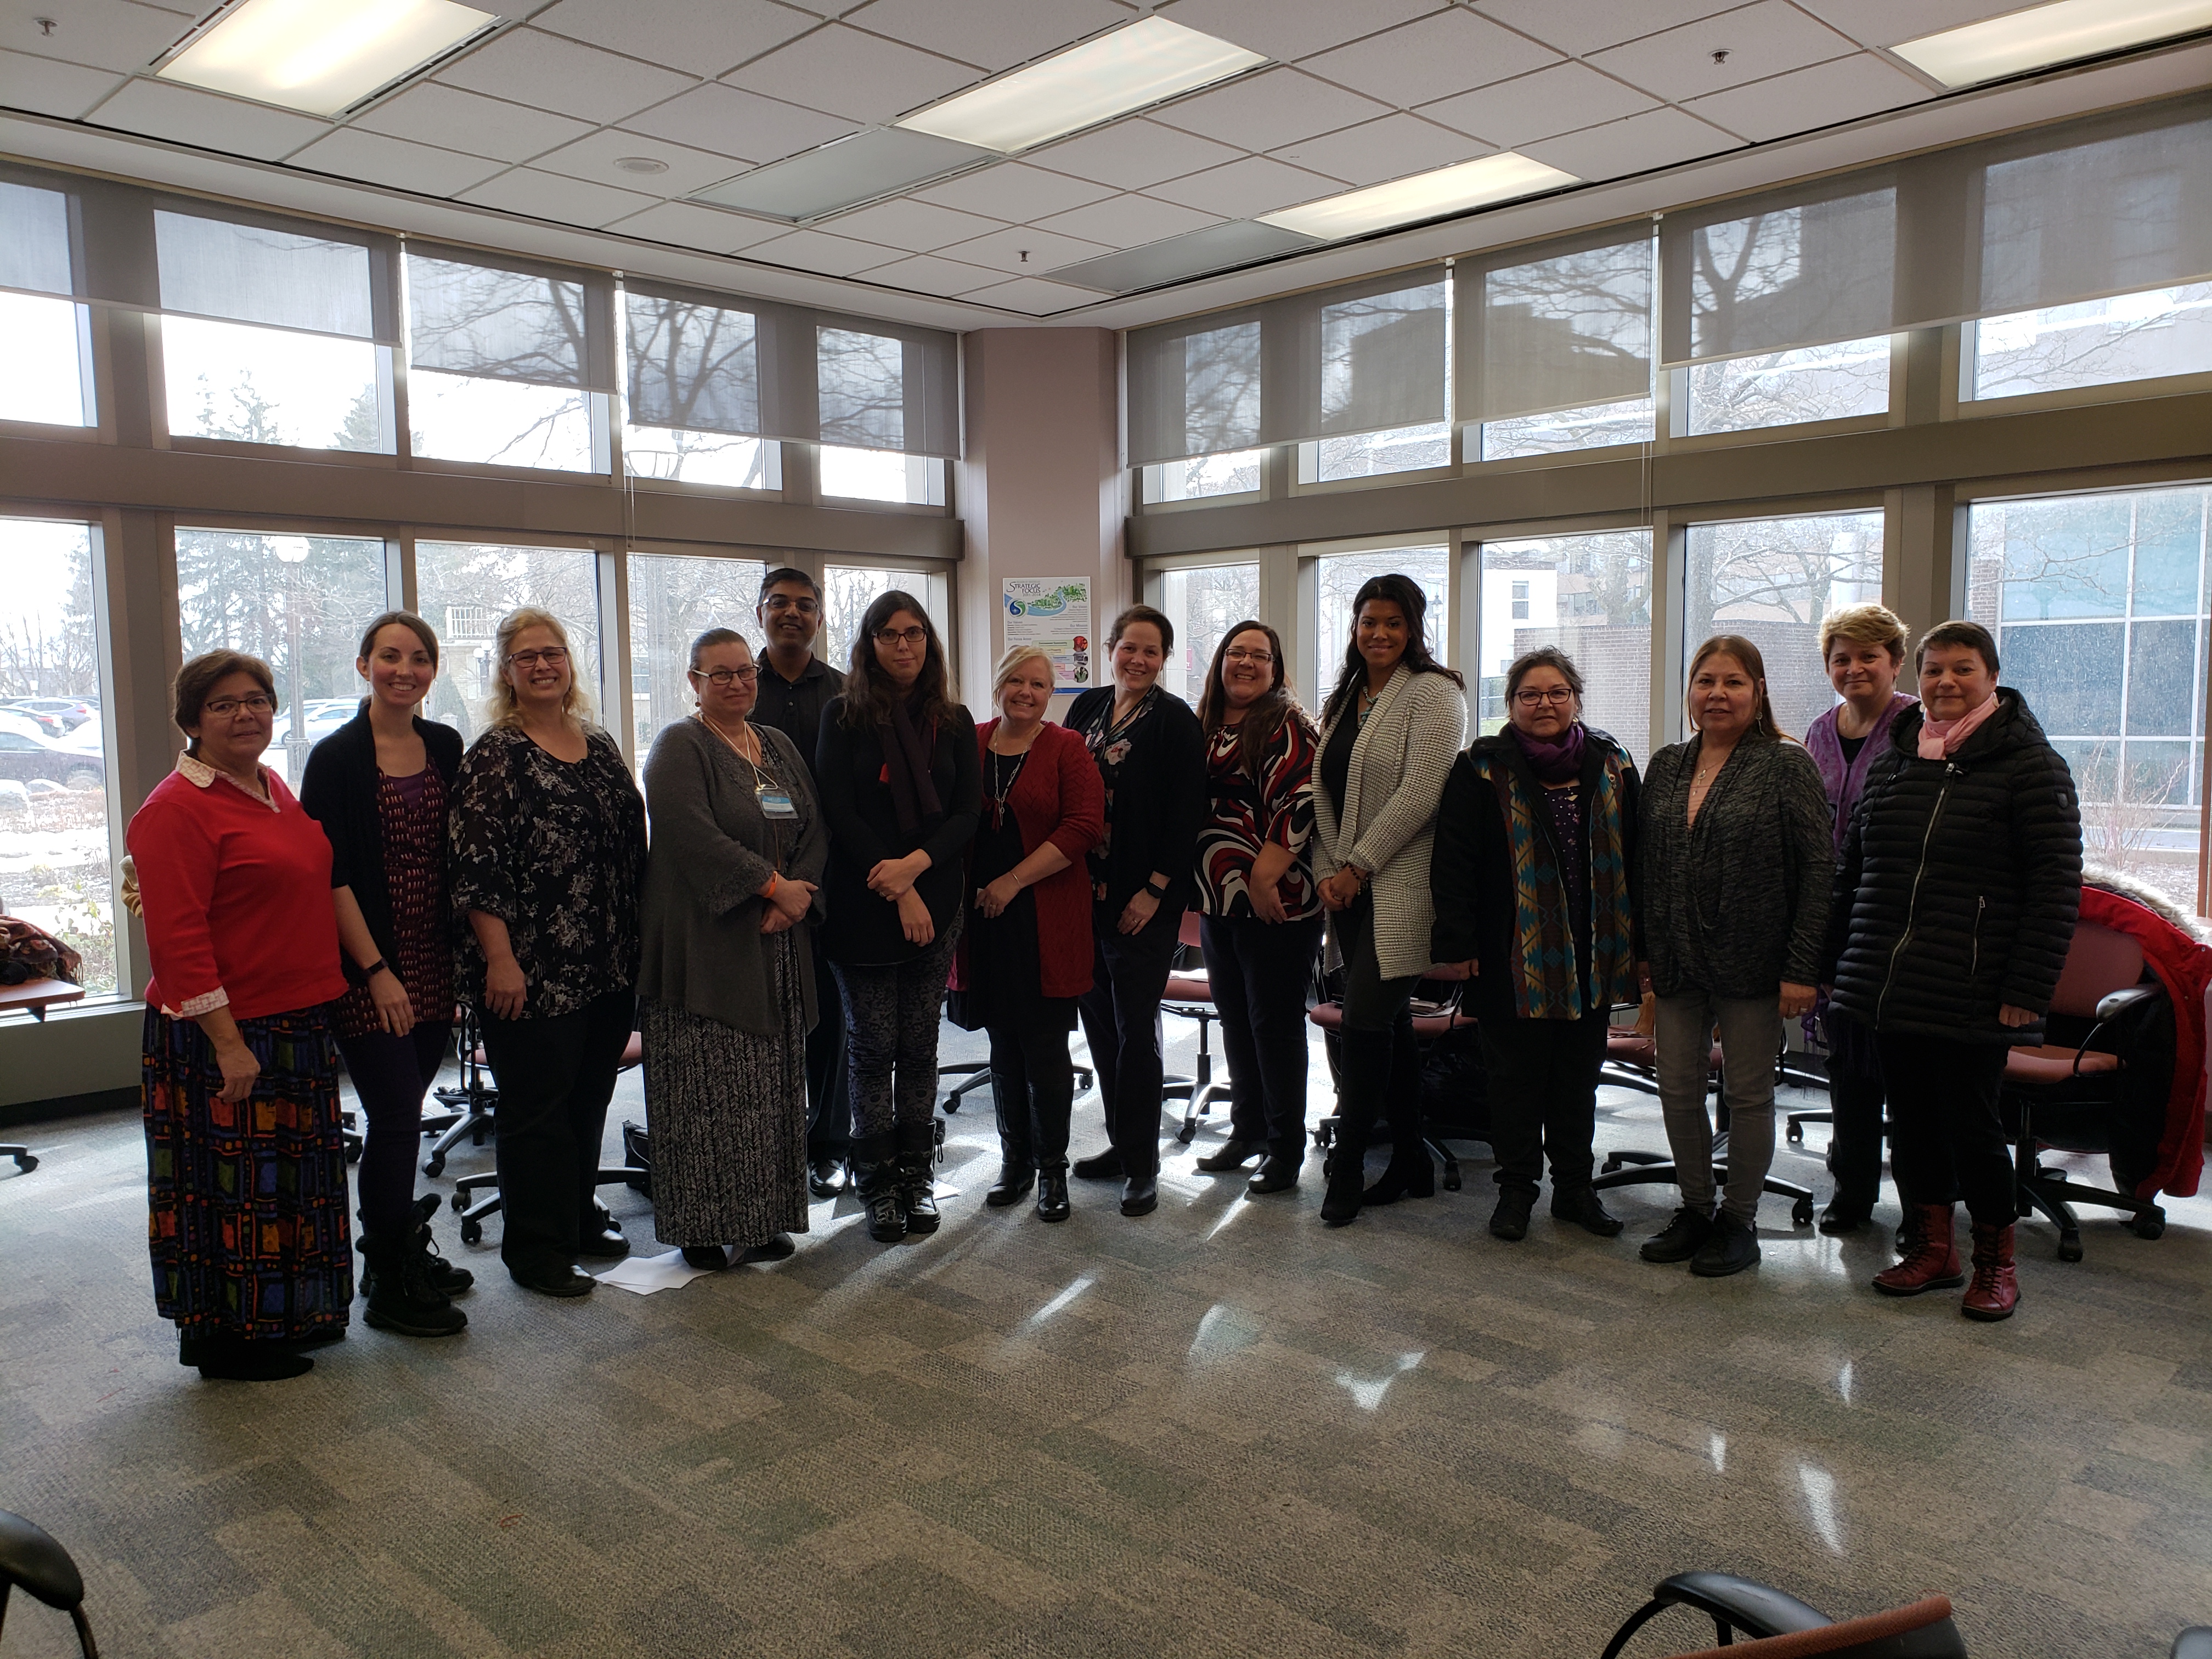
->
[0,977,86,1022]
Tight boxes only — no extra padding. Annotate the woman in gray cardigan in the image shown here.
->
[1312,573,1466,1227]
[1638,635,1833,1278]
[639,629,827,1269]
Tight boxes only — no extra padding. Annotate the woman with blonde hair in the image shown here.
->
[449,607,646,1297]
[1637,635,1832,1278]
[948,644,1103,1222]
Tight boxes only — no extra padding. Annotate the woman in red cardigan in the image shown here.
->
[948,645,1105,1222]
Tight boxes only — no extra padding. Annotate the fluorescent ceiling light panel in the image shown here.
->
[160,0,498,117]
[1893,0,2212,86]
[1259,153,1577,241]
[897,18,1266,153]
[1049,219,1322,294]
[695,128,996,222]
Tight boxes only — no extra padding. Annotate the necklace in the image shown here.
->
[986,746,1027,829]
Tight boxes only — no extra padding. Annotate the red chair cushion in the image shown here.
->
[2004,1043,2120,1085]
[1163,977,1212,1004]
[619,1032,644,1070]
[1308,1003,1344,1032]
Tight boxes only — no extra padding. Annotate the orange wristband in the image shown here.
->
[763,872,779,900]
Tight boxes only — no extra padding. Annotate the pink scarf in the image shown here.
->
[1917,691,2001,760]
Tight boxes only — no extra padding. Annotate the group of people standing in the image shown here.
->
[127,566,2081,1381]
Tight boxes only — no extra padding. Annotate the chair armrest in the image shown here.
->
[1651,1571,1832,1636]
[2096,984,2160,1022]
[2172,1629,2212,1659]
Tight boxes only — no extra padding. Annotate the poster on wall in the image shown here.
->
[1001,577,1092,691]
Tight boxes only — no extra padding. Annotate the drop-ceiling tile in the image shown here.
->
[1031,191,1220,249]
[1154,0,1443,63]
[1468,0,1741,57]
[1792,0,2037,50]
[622,82,856,165]
[960,275,1109,311]
[744,228,906,275]
[1269,113,1492,187]
[721,25,979,124]
[459,167,663,228]
[841,0,1135,73]
[533,129,750,198]
[1025,118,1243,190]
[1299,10,1560,109]
[0,49,123,118]
[1520,104,1741,180]
[606,200,792,253]
[1587,2,1859,102]
[1146,154,1340,217]
[935,223,1112,274]
[1150,67,1392,151]
[86,78,330,160]
[437,29,698,127]
[857,253,1009,296]
[355,83,595,164]
[290,129,509,196]
[0,0,190,74]
[1417,61,1658,148]
[819,196,1006,251]
[529,0,817,78]
[912,160,1116,220]
[1683,52,1932,142]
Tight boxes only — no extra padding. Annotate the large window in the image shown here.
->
[414,543,601,742]
[1682,511,1884,742]
[815,325,945,506]
[1479,532,1652,763]
[1968,486,2209,910]
[819,446,946,506]
[1684,339,1891,436]
[406,253,599,473]
[1474,234,1655,462]
[1,182,92,429]
[1143,449,1266,504]
[1156,563,1260,705]
[1313,546,1449,700]
[821,566,950,684]
[626,429,779,490]
[620,287,778,490]
[175,528,388,787]
[627,551,767,758]
[0,518,116,994]
[1968,283,2212,403]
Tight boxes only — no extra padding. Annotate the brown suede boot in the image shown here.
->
[1961,1222,2019,1321]
[1872,1202,1965,1296]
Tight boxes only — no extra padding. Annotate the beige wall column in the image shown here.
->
[957,329,1127,714]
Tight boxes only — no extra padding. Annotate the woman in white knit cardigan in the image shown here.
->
[1311,573,1468,1226]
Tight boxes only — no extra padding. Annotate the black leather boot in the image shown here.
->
[851,1132,905,1244]
[1321,1028,1391,1226]
[988,1085,1035,1207]
[895,1119,941,1237]
[362,1233,467,1337]
[1035,1165,1071,1222]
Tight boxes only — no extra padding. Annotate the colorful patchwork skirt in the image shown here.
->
[142,1003,354,1340]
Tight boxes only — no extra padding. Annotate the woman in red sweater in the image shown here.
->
[127,651,352,1382]
[947,645,1104,1222]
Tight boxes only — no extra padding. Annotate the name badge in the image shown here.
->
[759,788,798,819]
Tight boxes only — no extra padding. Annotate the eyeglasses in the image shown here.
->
[507,646,570,668]
[761,595,819,615]
[1513,686,1577,707]
[1223,647,1274,665]
[874,627,929,647]
[202,693,275,718]
[691,665,759,687]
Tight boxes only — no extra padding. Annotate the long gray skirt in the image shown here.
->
[640,934,810,1249]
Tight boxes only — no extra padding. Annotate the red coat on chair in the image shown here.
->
[949,720,1104,1002]
[2080,881,2211,1199]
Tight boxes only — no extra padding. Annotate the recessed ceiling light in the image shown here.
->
[1259,153,1578,242]
[695,128,996,222]
[159,0,498,117]
[1892,0,2212,87]
[613,156,669,175]
[897,16,1265,154]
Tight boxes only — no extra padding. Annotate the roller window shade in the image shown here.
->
[808,318,958,458]
[624,290,759,436]
[1464,230,1652,422]
[408,251,597,391]
[1664,183,1897,365]
[154,210,380,341]
[0,180,73,296]
[817,326,908,451]
[1134,317,1263,464]
[1318,279,1446,436]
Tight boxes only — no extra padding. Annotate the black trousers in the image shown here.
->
[1477,1012,1607,1195]
[1331,896,1421,1160]
[804,941,850,1163]
[1822,1005,1889,1212]
[478,988,636,1274]
[1201,912,1323,1163]
[988,1022,1074,1172]
[1076,898,1183,1181]
[336,1020,452,1240]
[1876,1030,2016,1228]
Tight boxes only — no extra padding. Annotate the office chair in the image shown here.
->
[452,1031,650,1246]
[0,1508,98,1656]
[1601,1572,1961,1659]
[1,1142,35,1173]
[421,1006,494,1178]
[1163,910,1231,1146]
[1309,960,1482,1191]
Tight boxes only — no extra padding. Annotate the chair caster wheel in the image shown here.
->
[2132,1209,2165,1240]
[1443,1170,1462,1192]
[1786,1124,1804,1144]
[2058,1234,2083,1262]
[450,1192,466,1214]
[1792,1198,1815,1227]
[14,1154,36,1173]
[1175,1125,1195,1145]
[424,1153,445,1178]
[459,1218,483,1245]
[1601,1154,1624,1173]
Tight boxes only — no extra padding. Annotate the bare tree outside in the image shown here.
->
[1314,548,1449,700]
[628,552,768,758]
[406,253,596,472]
[1972,281,2212,400]
[1158,564,1260,704]
[414,544,601,742]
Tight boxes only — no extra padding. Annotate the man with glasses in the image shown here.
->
[752,568,850,1197]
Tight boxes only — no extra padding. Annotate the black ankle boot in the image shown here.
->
[1035,1167,1070,1222]
[851,1132,905,1244]
[411,1195,474,1295]
[194,1335,313,1381]
[896,1120,942,1235]
[362,1234,467,1338]
[986,1162,1035,1207]
[1321,1030,1390,1226]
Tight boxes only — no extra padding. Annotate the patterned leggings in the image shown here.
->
[834,925,961,1142]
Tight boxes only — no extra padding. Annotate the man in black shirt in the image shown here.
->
[753,567,851,1195]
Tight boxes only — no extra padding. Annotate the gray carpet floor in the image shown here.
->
[3,1020,2210,1658]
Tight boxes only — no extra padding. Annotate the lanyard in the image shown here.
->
[696,714,784,798]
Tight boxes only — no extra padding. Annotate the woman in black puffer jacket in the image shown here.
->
[1824,620,2082,1323]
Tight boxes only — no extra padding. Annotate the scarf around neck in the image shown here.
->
[1917,691,2001,760]
[1509,720,1585,786]
[882,693,941,834]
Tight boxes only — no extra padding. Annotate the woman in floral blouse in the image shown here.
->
[1192,622,1324,1196]
[450,607,646,1299]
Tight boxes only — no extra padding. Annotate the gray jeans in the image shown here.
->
[1655,989,1781,1224]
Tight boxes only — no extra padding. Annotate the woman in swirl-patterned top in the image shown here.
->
[1190,621,1324,1197]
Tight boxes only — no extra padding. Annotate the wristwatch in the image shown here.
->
[362,958,388,978]
[1144,876,1170,898]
